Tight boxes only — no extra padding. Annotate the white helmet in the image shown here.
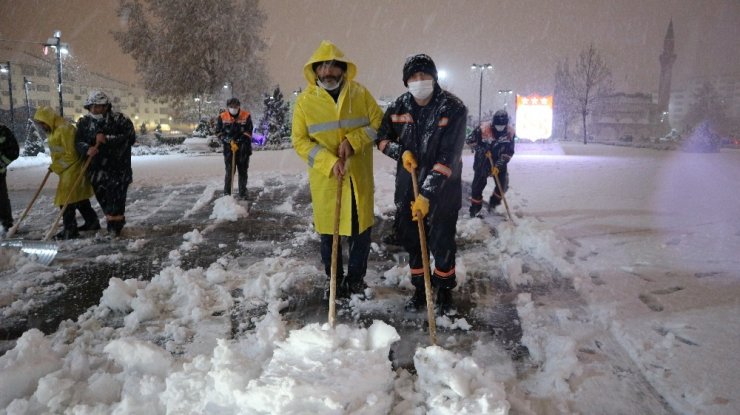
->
[84,90,110,110]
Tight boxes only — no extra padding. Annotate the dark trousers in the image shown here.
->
[0,173,12,229]
[398,206,458,290]
[62,199,99,231]
[89,169,130,217]
[223,145,250,196]
[319,182,371,281]
[471,167,508,207]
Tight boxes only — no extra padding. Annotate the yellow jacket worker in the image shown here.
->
[34,106,99,240]
[292,40,383,297]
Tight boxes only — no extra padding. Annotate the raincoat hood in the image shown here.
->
[303,40,357,86]
[33,106,62,130]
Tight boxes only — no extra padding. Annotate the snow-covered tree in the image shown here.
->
[257,86,291,148]
[22,122,45,157]
[571,44,613,144]
[552,58,578,140]
[112,0,269,108]
[682,81,728,133]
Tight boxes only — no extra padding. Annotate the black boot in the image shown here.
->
[488,195,500,212]
[469,203,482,218]
[346,276,368,298]
[54,228,80,240]
[405,286,426,311]
[78,221,101,231]
[436,287,454,315]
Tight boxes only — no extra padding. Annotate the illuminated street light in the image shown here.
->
[43,30,69,117]
[0,61,14,131]
[498,89,513,111]
[471,63,493,123]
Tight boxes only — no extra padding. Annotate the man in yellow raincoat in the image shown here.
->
[34,106,99,240]
[292,40,383,297]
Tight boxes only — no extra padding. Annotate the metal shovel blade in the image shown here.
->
[0,239,59,266]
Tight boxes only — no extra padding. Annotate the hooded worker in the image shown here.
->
[291,40,384,297]
[34,106,99,239]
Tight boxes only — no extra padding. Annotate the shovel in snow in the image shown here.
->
[0,239,58,266]
[6,169,52,238]
[411,168,437,346]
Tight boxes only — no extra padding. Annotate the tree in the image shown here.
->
[682,81,728,133]
[552,58,578,140]
[571,44,614,144]
[21,122,45,157]
[112,0,269,108]
[257,86,291,148]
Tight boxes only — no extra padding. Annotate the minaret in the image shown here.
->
[658,20,676,115]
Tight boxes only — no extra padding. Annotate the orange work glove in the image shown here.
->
[230,140,239,153]
[491,166,499,177]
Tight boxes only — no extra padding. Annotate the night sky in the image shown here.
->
[2,0,739,111]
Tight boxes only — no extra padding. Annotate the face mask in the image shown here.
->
[408,80,435,100]
[494,124,506,132]
[318,76,343,92]
[228,107,239,116]
[90,113,103,120]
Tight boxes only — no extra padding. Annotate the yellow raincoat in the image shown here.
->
[292,41,383,235]
[33,106,94,206]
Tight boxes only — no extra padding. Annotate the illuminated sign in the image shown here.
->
[516,95,553,140]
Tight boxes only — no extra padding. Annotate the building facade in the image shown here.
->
[0,49,173,132]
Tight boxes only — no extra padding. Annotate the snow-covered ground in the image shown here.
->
[1,138,738,414]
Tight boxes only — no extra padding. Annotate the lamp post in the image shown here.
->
[44,30,68,117]
[223,81,234,100]
[1,62,14,131]
[498,89,513,111]
[23,77,32,120]
[194,97,202,121]
[471,63,493,123]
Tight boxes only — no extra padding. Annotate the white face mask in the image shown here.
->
[494,124,506,132]
[228,107,239,116]
[408,80,435,100]
[90,113,104,120]
[317,76,343,92]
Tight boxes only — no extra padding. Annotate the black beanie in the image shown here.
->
[402,54,438,86]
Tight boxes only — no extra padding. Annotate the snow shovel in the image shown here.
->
[411,168,437,346]
[486,153,515,224]
[328,164,344,329]
[6,169,52,238]
[0,239,58,266]
[44,143,99,241]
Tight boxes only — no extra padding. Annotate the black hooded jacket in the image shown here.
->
[75,109,136,183]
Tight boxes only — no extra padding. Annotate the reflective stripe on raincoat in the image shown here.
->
[34,106,94,206]
[291,40,383,235]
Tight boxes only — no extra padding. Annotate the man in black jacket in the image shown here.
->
[75,91,136,236]
[466,109,516,217]
[216,97,253,199]
[376,54,468,314]
[0,123,20,230]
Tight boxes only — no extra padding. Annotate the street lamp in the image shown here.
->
[0,62,14,131]
[471,63,493,123]
[44,30,68,117]
[23,77,32,120]
[194,97,202,121]
[498,89,513,110]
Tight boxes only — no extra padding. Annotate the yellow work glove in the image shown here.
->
[230,140,239,153]
[410,194,430,221]
[485,151,492,158]
[491,166,499,177]
[402,150,418,174]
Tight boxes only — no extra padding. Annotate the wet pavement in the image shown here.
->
[2,181,534,370]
